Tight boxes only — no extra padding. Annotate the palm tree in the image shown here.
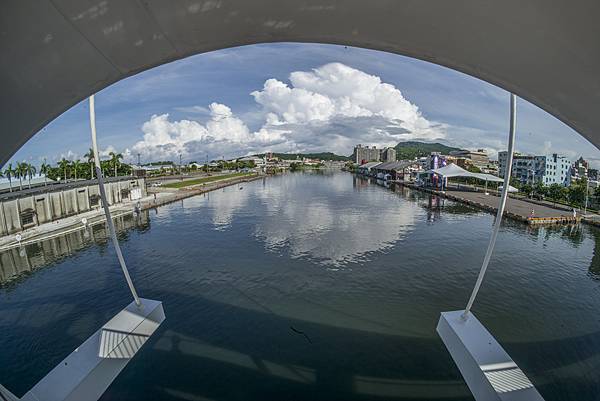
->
[25,163,36,189]
[84,148,95,179]
[4,163,15,192]
[72,160,82,180]
[16,161,27,190]
[58,158,70,181]
[109,152,123,177]
[100,160,110,178]
[40,160,50,186]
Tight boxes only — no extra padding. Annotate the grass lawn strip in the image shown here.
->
[163,172,254,189]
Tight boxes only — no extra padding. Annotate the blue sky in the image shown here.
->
[7,43,600,167]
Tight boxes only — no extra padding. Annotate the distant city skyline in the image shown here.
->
[6,43,600,168]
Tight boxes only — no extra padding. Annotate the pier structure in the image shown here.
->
[399,182,580,225]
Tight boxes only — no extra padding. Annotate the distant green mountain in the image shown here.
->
[254,152,350,161]
[394,141,462,160]
[254,142,461,163]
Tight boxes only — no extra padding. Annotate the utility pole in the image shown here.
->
[179,153,183,181]
[137,153,141,167]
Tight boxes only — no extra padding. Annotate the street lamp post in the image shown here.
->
[179,153,183,181]
[584,175,589,216]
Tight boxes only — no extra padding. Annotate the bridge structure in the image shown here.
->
[1,1,600,165]
[2,1,600,400]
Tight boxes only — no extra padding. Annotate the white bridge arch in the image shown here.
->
[1,0,599,164]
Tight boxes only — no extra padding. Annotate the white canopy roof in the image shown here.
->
[471,172,504,183]
[430,164,503,182]
[498,185,519,193]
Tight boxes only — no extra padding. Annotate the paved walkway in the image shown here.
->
[445,190,573,219]
[400,182,579,224]
[0,203,133,250]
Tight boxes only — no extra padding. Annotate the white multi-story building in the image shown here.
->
[535,154,572,186]
[499,152,528,179]
[571,156,589,180]
[498,151,572,186]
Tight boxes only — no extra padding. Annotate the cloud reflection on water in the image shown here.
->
[206,173,424,267]
[207,185,251,230]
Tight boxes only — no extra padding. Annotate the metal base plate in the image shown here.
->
[3,298,165,401]
[437,310,544,401]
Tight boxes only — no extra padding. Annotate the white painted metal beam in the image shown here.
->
[1,1,600,165]
[437,310,544,401]
[1,298,165,401]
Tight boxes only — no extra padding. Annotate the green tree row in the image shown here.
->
[218,160,256,171]
[289,162,325,171]
[0,161,40,191]
[518,178,597,209]
[1,150,131,192]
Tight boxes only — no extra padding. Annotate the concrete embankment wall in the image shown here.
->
[143,174,264,210]
[0,178,146,236]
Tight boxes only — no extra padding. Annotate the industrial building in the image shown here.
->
[449,149,489,167]
[0,177,146,236]
[372,161,421,181]
[356,161,382,176]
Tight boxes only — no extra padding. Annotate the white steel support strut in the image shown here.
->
[437,94,545,401]
[0,95,165,401]
[463,94,516,317]
[89,95,141,307]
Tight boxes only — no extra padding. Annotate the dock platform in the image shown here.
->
[400,182,578,225]
[437,310,545,401]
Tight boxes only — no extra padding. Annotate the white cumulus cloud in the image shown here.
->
[132,63,444,161]
[133,102,261,160]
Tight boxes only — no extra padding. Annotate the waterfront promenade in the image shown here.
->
[444,190,576,223]
[400,182,579,224]
[0,173,262,250]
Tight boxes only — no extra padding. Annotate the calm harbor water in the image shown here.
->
[1,171,600,400]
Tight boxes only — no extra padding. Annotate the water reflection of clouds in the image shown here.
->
[252,174,424,267]
[199,174,423,266]
[207,186,251,230]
